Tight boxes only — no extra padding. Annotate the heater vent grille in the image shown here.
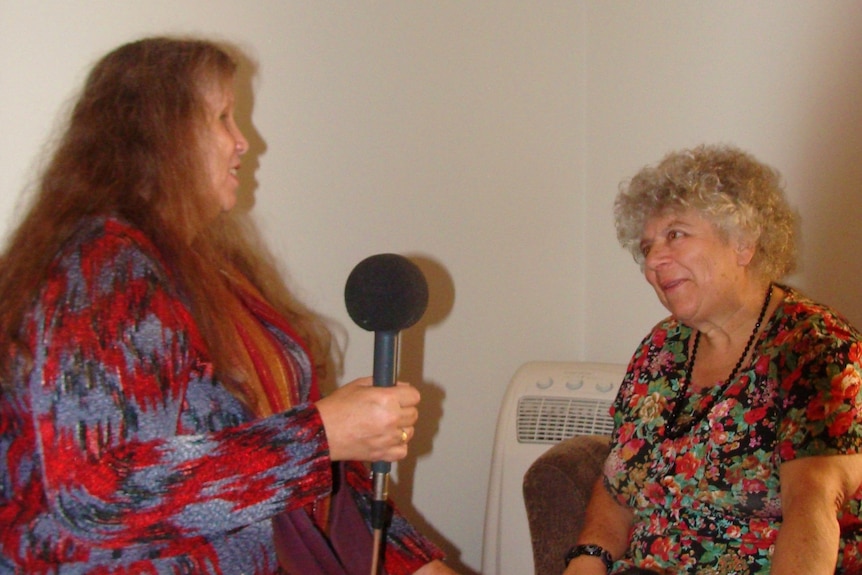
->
[516,396,614,443]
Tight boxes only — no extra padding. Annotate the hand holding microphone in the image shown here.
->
[315,376,419,462]
[316,253,428,464]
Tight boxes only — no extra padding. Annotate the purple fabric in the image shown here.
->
[273,464,384,575]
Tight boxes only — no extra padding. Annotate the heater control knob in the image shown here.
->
[565,378,584,391]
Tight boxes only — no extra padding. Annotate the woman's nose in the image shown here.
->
[234,126,250,156]
[643,243,670,270]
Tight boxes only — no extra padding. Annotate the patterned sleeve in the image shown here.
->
[23,221,332,548]
[775,308,862,463]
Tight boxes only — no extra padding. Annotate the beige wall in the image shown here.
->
[2,2,861,572]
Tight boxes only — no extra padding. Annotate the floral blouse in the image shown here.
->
[604,286,862,574]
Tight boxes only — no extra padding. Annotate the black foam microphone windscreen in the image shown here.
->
[344,253,429,333]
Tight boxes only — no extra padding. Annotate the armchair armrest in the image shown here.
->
[522,435,611,575]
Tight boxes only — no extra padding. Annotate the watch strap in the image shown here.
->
[564,543,613,570]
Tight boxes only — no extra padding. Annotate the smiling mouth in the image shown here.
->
[660,278,686,292]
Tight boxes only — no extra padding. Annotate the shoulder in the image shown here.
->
[635,315,688,351]
[773,285,861,349]
[48,216,176,296]
[36,216,194,329]
[59,216,167,270]
[28,216,206,359]
[771,287,862,417]
[621,316,689,390]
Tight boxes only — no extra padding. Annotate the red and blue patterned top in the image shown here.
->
[0,217,443,574]
[605,286,862,574]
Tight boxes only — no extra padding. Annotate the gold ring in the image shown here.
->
[400,428,409,444]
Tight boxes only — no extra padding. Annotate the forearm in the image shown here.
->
[771,508,839,575]
[771,454,862,575]
[563,478,632,574]
[35,400,332,543]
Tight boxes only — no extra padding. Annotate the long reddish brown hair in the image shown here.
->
[0,37,333,395]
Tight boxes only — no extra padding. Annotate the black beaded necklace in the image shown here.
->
[665,283,774,438]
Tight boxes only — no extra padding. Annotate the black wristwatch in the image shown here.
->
[565,543,613,570]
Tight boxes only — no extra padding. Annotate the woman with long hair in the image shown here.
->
[0,37,456,575]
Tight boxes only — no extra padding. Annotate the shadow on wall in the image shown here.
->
[229,43,265,214]
[218,38,475,572]
[391,255,480,574]
[794,21,862,327]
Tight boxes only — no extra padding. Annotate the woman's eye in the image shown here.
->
[667,230,684,241]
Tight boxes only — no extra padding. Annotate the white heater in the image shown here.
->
[482,361,626,575]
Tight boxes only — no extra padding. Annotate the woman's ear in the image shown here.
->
[735,239,756,267]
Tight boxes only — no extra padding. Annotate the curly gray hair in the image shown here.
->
[614,144,797,281]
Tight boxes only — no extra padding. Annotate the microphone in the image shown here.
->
[344,254,429,406]
[344,253,428,572]
[345,253,429,335]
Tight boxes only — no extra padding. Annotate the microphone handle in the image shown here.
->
[370,330,398,530]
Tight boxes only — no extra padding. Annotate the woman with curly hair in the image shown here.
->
[0,36,456,575]
[563,145,862,574]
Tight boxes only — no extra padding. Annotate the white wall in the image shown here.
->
[2,2,861,573]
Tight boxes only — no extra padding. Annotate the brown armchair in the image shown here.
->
[522,435,611,575]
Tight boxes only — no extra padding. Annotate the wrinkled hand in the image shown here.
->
[315,377,419,462]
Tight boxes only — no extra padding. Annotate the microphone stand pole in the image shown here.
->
[370,330,398,575]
